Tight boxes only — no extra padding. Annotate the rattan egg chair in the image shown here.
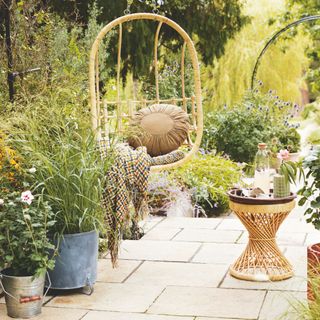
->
[89,13,203,172]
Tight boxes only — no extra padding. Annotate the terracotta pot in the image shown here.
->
[307,243,320,301]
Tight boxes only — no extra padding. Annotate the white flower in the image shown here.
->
[21,191,34,205]
[0,199,4,205]
[29,167,36,174]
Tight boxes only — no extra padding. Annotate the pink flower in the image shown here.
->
[0,199,4,205]
[21,191,34,205]
[277,149,290,161]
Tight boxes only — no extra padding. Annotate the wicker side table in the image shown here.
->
[228,189,296,281]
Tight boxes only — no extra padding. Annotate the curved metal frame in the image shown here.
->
[251,15,320,89]
[89,13,203,172]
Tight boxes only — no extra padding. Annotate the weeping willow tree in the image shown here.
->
[202,0,312,110]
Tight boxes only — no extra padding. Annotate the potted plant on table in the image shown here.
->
[298,146,320,300]
[273,149,303,198]
[0,151,55,318]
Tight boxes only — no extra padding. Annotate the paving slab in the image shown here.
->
[283,246,307,278]
[259,290,306,320]
[118,240,201,262]
[139,216,165,233]
[192,243,245,264]
[156,217,222,229]
[196,318,248,320]
[215,219,246,231]
[47,283,164,313]
[82,311,193,320]
[141,228,181,241]
[287,205,306,219]
[97,259,142,283]
[0,304,87,320]
[304,232,320,246]
[173,229,242,243]
[278,219,315,233]
[237,231,307,246]
[125,261,228,287]
[220,273,306,292]
[147,286,266,319]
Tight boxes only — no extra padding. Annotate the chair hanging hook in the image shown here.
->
[124,0,133,15]
[152,0,159,14]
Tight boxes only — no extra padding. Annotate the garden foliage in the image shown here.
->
[0,152,55,276]
[170,154,242,215]
[202,0,311,109]
[202,89,301,164]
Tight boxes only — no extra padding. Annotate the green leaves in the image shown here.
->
[279,160,302,185]
[0,192,56,276]
[170,154,242,215]
[298,146,320,230]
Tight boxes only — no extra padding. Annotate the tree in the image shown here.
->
[287,0,320,101]
[47,0,247,80]
[202,1,312,109]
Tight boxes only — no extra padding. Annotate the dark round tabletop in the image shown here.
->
[227,188,297,205]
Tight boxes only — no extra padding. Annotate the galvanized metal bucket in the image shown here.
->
[0,270,49,318]
[48,230,98,290]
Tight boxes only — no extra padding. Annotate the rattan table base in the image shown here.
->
[229,200,295,281]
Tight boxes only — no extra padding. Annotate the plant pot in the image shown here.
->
[307,243,320,301]
[273,174,290,198]
[0,270,45,318]
[48,230,98,290]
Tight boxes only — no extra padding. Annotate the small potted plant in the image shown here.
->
[298,146,320,300]
[0,155,55,318]
[273,149,302,198]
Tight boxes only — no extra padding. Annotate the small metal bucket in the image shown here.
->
[0,270,50,318]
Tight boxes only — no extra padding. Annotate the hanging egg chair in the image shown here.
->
[89,12,203,172]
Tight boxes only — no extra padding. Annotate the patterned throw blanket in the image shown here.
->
[101,143,184,267]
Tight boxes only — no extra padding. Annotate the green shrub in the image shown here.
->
[203,108,270,163]
[202,89,301,163]
[270,127,301,153]
[170,154,242,216]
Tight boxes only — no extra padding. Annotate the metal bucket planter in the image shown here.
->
[0,270,46,318]
[48,230,98,291]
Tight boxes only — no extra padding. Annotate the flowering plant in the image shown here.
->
[277,149,303,184]
[0,166,56,277]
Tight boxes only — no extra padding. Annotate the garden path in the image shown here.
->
[0,204,311,320]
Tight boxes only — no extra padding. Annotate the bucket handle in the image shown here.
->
[0,271,51,304]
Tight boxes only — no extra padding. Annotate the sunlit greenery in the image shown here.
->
[202,0,312,110]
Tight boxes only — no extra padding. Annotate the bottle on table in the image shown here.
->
[253,143,270,195]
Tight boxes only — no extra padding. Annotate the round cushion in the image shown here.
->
[128,104,190,157]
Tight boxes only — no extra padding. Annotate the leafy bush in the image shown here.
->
[170,154,242,216]
[202,89,301,163]
[298,146,320,230]
[0,164,56,277]
[270,127,301,153]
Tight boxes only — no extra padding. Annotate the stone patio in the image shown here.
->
[0,204,315,320]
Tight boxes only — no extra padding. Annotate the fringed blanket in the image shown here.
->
[102,144,150,267]
[101,142,185,267]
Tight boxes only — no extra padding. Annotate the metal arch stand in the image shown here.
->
[251,15,320,89]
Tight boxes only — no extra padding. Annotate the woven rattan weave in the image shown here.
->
[229,200,295,281]
[89,13,203,172]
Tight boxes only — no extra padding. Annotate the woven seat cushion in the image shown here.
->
[128,104,190,157]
